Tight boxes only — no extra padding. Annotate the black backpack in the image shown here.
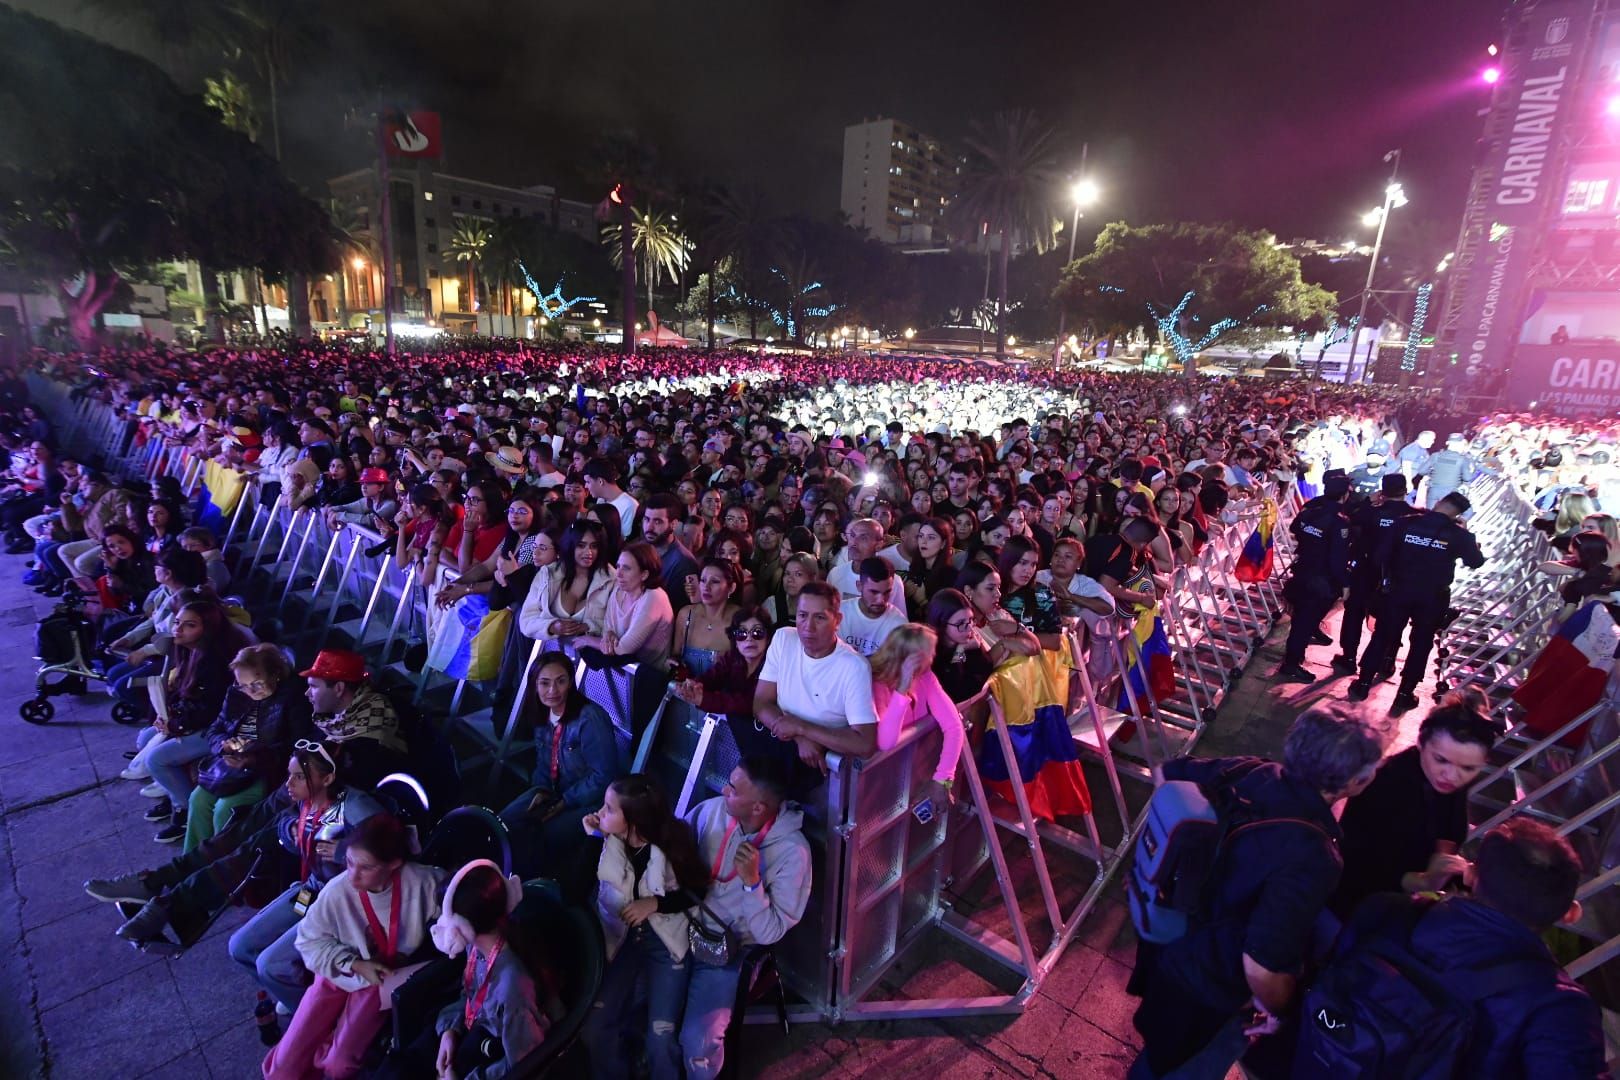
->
[1293,899,1552,1079]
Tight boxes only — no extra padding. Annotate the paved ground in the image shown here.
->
[0,557,1424,1080]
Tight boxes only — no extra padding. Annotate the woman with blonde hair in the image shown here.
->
[1553,490,1598,544]
[869,623,966,806]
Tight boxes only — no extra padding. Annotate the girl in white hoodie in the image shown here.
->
[580,775,710,1080]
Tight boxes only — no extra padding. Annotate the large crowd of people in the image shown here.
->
[0,336,1613,1078]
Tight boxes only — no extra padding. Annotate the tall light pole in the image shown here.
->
[1343,149,1405,383]
[1054,146,1098,363]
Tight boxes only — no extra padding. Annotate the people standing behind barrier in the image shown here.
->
[957,562,1043,663]
[673,607,796,771]
[764,550,819,626]
[754,581,879,775]
[580,541,674,669]
[1322,819,1608,1078]
[517,520,614,648]
[499,651,620,880]
[582,775,710,1080]
[870,624,964,806]
[264,813,446,1080]
[642,492,699,612]
[671,559,740,681]
[1127,705,1385,1079]
[1277,474,1352,684]
[998,535,1064,651]
[902,516,958,617]
[185,644,311,852]
[325,466,398,530]
[441,480,509,577]
[1037,537,1115,622]
[1085,518,1161,619]
[391,483,453,571]
[680,757,812,1080]
[1349,492,1486,714]
[301,649,409,791]
[1122,492,1176,574]
[140,597,257,843]
[1330,690,1500,919]
[838,557,907,657]
[1335,474,1417,677]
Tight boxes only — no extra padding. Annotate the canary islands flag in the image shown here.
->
[1234,498,1277,583]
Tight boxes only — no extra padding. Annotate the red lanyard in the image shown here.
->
[549,716,567,784]
[711,816,774,884]
[296,801,325,880]
[358,870,402,964]
[463,940,506,1030]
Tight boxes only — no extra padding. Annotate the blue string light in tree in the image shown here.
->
[1147,291,1268,364]
[1401,283,1432,373]
[516,259,597,321]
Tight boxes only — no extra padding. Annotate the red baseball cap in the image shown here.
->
[300,649,369,683]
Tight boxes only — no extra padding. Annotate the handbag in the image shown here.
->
[685,900,741,967]
[197,754,259,797]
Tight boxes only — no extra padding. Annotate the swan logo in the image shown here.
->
[384,112,440,158]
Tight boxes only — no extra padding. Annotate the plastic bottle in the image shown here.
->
[254,990,280,1046]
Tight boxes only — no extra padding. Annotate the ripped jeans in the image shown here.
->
[680,954,745,1080]
[583,924,689,1080]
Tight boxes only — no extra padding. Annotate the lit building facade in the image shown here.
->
[840,118,966,246]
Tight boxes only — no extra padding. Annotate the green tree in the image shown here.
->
[601,207,691,318]
[950,110,1061,360]
[698,185,784,342]
[447,219,492,316]
[1056,221,1337,364]
[326,198,373,324]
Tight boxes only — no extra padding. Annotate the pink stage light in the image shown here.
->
[1482,66,1502,85]
[1607,96,1620,118]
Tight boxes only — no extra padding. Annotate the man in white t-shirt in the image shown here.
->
[582,457,638,538]
[755,582,877,772]
[877,514,923,576]
[828,519,906,610]
[838,559,907,656]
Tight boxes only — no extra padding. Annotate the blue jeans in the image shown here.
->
[228,882,308,1012]
[584,926,690,1080]
[108,657,163,707]
[136,728,209,806]
[681,956,744,1080]
[498,788,593,881]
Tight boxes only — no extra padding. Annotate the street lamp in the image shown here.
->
[1343,151,1404,383]
[1054,160,1101,358]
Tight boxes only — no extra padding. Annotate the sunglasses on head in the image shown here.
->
[728,626,769,641]
[293,739,336,773]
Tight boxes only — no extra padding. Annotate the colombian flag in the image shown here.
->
[1234,498,1277,583]
[1118,607,1176,715]
[981,650,1091,822]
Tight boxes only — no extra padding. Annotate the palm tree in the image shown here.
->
[448,219,492,316]
[602,208,692,319]
[700,185,783,342]
[326,198,373,324]
[951,110,1061,360]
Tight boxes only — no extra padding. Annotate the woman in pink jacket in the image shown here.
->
[869,623,966,809]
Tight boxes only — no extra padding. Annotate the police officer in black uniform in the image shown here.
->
[1278,473,1352,683]
[1349,491,1486,713]
[1333,473,1419,675]
[1346,451,1388,503]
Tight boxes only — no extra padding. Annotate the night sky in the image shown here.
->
[18,0,1505,242]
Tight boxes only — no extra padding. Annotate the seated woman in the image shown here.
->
[926,590,997,705]
[81,524,158,616]
[764,551,819,626]
[517,520,613,652]
[1330,690,1500,919]
[440,480,510,576]
[264,814,446,1080]
[185,644,311,852]
[379,861,559,1080]
[997,536,1064,651]
[427,489,547,681]
[582,775,709,1080]
[103,546,210,718]
[869,624,965,808]
[583,542,674,668]
[142,498,184,557]
[498,652,621,881]
[671,559,741,684]
[672,606,794,768]
[138,596,256,843]
[1037,537,1114,621]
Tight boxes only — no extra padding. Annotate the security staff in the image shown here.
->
[1334,473,1419,675]
[1423,433,1480,509]
[1346,452,1387,503]
[1349,491,1485,713]
[1278,473,1352,683]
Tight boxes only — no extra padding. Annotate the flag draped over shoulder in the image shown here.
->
[1514,601,1620,748]
[1234,499,1277,583]
[1118,606,1176,715]
[981,649,1091,822]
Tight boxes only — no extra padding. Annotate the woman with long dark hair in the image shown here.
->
[517,520,614,647]
[582,774,709,1080]
[997,535,1063,651]
[903,516,958,618]
[927,589,996,705]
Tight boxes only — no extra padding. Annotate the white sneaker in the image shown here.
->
[120,765,151,781]
[139,783,165,799]
[275,1001,290,1017]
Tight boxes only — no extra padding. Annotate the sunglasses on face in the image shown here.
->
[728,626,769,641]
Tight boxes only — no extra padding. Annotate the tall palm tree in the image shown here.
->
[602,208,692,318]
[951,110,1061,360]
[448,219,492,316]
[326,198,373,324]
[700,185,783,342]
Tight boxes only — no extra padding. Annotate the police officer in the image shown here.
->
[1349,491,1486,713]
[1346,451,1388,503]
[1423,433,1480,509]
[1333,473,1418,675]
[1278,473,1352,683]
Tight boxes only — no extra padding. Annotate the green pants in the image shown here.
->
[185,782,268,853]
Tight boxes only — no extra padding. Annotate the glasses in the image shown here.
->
[294,739,336,773]
[235,678,270,694]
[946,617,974,631]
[728,626,769,641]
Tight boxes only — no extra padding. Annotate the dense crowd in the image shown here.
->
[0,338,1611,1078]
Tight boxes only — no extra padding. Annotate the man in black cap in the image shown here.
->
[1277,473,1352,683]
[1349,491,1485,712]
[1333,473,1419,675]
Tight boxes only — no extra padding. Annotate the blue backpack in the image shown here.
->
[1127,778,1326,945]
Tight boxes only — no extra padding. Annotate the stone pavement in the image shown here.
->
[0,557,1422,1079]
